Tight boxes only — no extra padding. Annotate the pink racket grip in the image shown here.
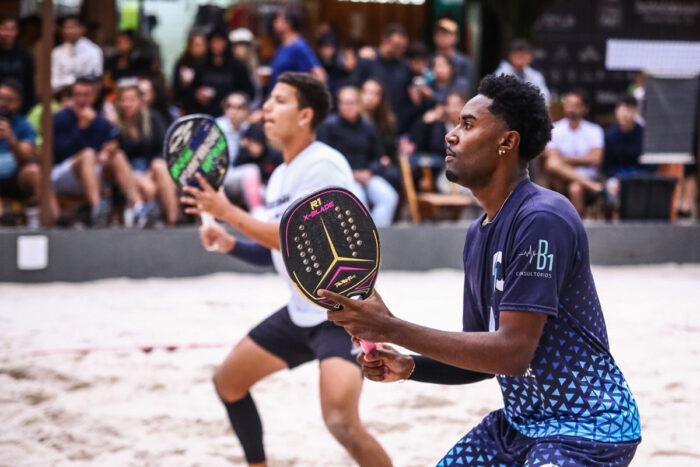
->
[359,340,376,354]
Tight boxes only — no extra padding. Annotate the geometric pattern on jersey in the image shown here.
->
[497,273,641,443]
[436,410,638,467]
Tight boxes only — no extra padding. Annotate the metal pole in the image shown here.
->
[39,0,54,227]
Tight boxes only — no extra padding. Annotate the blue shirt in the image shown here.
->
[269,38,320,91]
[462,180,641,443]
[0,114,36,178]
[53,108,115,165]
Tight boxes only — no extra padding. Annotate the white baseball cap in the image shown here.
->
[229,28,254,44]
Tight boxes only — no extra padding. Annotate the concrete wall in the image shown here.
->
[1,222,699,283]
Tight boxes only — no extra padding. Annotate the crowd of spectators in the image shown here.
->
[0,9,696,228]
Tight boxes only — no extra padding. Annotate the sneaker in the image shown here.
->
[90,199,111,228]
[135,201,161,229]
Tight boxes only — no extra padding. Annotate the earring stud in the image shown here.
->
[498,149,506,156]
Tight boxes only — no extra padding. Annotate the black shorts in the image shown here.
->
[0,172,23,199]
[248,306,360,369]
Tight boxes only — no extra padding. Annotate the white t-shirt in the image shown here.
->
[51,37,103,90]
[259,140,365,327]
[548,118,604,180]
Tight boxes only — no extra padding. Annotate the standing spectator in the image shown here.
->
[431,17,475,94]
[494,39,550,105]
[51,15,103,91]
[316,31,353,105]
[103,30,139,91]
[0,79,47,226]
[114,84,178,227]
[318,86,398,226]
[0,17,35,114]
[172,30,207,115]
[544,91,604,217]
[268,7,326,91]
[229,28,263,110]
[351,24,413,133]
[191,29,253,117]
[52,78,142,227]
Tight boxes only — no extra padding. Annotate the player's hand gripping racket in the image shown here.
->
[279,187,380,353]
[164,114,229,251]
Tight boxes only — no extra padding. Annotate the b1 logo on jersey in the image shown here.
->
[536,239,553,272]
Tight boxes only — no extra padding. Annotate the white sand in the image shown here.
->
[1,265,699,466]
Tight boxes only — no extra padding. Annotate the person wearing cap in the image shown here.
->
[230,28,264,110]
[494,39,550,105]
[431,17,475,95]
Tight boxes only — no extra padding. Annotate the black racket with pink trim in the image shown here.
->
[279,187,380,353]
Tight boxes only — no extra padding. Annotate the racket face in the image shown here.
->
[280,187,380,311]
[163,114,229,190]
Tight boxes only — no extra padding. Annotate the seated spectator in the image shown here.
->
[430,17,475,94]
[114,83,177,227]
[0,16,35,114]
[103,30,139,92]
[51,15,103,91]
[0,79,49,226]
[494,39,550,105]
[269,7,326,91]
[228,124,283,213]
[172,30,207,115]
[216,92,250,164]
[26,85,73,145]
[408,91,470,194]
[52,77,143,227]
[350,24,414,133]
[191,28,253,117]
[137,77,176,125]
[360,78,401,192]
[543,91,604,217]
[318,86,398,226]
[413,53,469,107]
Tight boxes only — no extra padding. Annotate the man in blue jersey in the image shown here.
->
[321,74,641,466]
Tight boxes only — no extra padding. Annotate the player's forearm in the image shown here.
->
[566,148,603,167]
[409,355,493,385]
[385,319,535,376]
[222,205,280,250]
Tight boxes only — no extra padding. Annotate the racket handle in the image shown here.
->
[359,340,376,354]
[200,212,220,252]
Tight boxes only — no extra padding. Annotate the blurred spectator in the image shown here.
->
[0,79,46,226]
[51,15,103,91]
[216,92,250,164]
[544,91,604,217]
[52,77,142,227]
[494,39,550,105]
[103,30,139,91]
[318,86,398,226]
[408,91,468,193]
[191,28,253,117]
[269,7,326,91]
[406,41,431,80]
[229,123,283,213]
[360,78,401,192]
[137,77,176,125]
[431,18,475,94]
[0,17,35,114]
[114,83,177,227]
[172,30,207,115]
[26,85,73,146]
[229,28,264,109]
[431,53,470,104]
[351,24,413,133]
[316,31,353,105]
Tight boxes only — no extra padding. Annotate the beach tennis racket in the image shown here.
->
[164,114,229,250]
[279,187,380,353]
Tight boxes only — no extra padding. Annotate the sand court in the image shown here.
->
[1,265,699,466]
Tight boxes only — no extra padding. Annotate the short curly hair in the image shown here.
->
[477,74,552,162]
[278,71,331,131]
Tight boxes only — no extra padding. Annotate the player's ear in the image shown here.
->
[297,107,313,129]
[499,130,520,154]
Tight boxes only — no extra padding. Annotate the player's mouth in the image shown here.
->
[445,147,456,163]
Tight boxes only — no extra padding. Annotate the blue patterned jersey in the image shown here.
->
[462,180,641,443]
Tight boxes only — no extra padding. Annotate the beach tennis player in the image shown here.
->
[180,72,391,467]
[321,74,642,466]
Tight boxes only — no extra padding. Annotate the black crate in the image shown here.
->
[619,175,677,220]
